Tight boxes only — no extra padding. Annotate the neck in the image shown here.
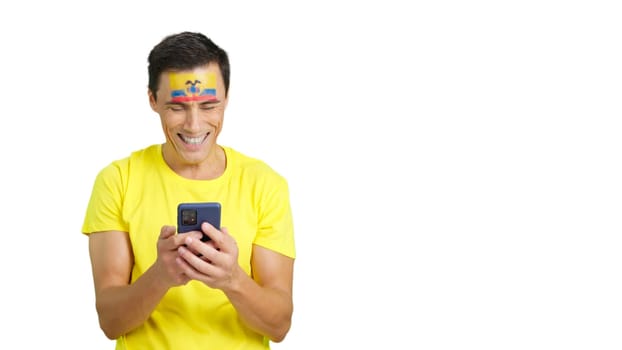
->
[162,144,226,180]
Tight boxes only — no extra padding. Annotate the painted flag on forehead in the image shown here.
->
[169,72,217,102]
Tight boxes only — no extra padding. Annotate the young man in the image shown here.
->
[82,31,295,349]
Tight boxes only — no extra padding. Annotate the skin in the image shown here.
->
[88,63,294,342]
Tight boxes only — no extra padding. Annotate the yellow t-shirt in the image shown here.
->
[82,144,295,350]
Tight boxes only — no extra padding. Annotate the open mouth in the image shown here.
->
[179,133,209,145]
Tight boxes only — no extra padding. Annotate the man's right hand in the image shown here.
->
[154,225,203,288]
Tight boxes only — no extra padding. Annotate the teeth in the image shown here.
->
[181,135,205,144]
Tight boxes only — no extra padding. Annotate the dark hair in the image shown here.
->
[148,31,230,100]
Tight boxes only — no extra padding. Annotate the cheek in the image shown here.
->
[160,118,174,138]
[208,111,225,128]
[161,113,185,131]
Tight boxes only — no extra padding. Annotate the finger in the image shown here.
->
[158,225,179,251]
[177,257,214,283]
[179,233,205,256]
[182,235,216,258]
[159,225,176,240]
[178,245,218,277]
[201,222,225,246]
[185,235,232,272]
[175,230,203,246]
[203,224,236,255]
[174,257,195,284]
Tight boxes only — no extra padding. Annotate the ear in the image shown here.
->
[148,90,158,112]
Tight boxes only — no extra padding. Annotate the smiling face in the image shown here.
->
[149,63,228,178]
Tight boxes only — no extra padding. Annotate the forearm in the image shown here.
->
[224,267,293,342]
[96,266,169,339]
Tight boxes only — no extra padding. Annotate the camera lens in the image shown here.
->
[182,209,197,225]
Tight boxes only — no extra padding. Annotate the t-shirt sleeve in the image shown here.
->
[81,160,129,235]
[253,174,296,259]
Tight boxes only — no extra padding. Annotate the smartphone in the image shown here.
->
[177,202,221,242]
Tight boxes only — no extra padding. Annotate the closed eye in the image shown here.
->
[199,101,218,110]
[166,103,185,112]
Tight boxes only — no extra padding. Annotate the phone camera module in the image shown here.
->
[181,209,197,226]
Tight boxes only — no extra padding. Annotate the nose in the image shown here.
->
[184,106,201,132]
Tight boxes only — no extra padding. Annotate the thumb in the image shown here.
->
[159,225,176,240]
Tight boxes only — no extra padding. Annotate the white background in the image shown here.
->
[0,1,621,349]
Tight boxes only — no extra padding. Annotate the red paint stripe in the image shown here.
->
[171,96,218,103]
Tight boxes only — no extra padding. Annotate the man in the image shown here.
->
[82,31,295,349]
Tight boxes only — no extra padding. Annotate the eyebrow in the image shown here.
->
[200,100,220,105]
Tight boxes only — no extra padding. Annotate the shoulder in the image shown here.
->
[97,144,160,180]
[224,146,287,184]
[127,144,161,164]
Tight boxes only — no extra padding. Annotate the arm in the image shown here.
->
[177,223,294,342]
[226,244,294,342]
[89,226,201,339]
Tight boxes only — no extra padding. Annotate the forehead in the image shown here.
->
[159,64,223,90]
[169,72,216,89]
[158,64,224,101]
